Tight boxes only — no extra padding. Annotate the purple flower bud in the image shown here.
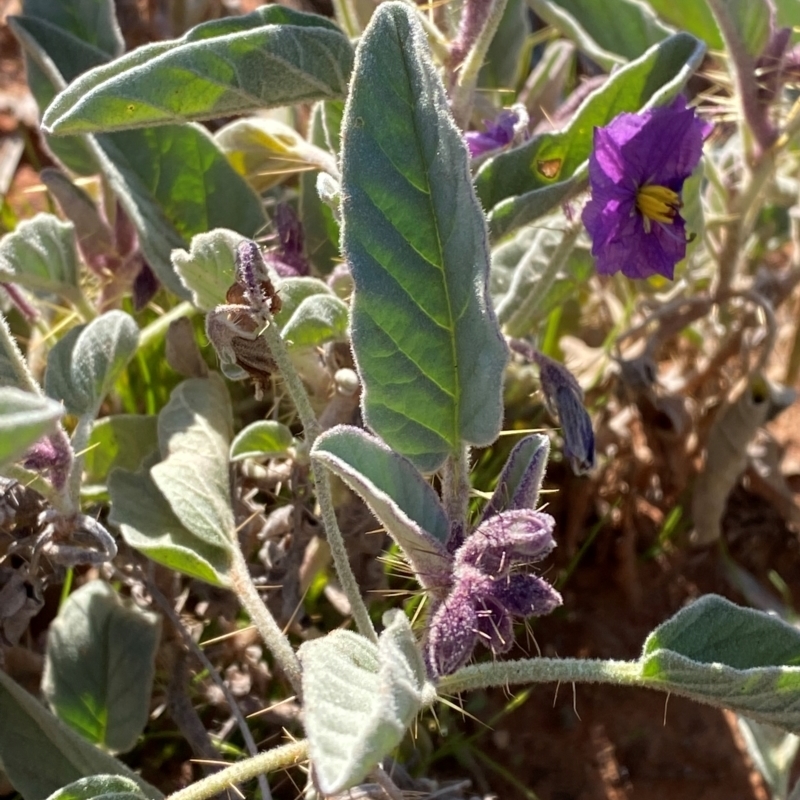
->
[465,107,528,158]
[22,430,73,490]
[265,203,309,277]
[427,582,483,677]
[491,573,562,617]
[475,594,514,654]
[535,353,595,475]
[459,509,556,576]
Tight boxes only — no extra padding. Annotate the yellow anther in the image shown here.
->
[636,184,681,226]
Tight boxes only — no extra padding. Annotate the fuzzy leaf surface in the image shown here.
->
[312,426,450,588]
[45,775,145,800]
[0,669,161,800]
[173,228,246,311]
[281,294,348,348]
[44,311,139,417]
[11,12,264,297]
[150,375,235,553]
[639,595,800,733]
[299,610,430,794]
[475,33,705,240]
[0,213,79,297]
[108,465,231,586]
[340,2,507,471]
[43,581,161,753]
[0,388,64,468]
[24,0,123,58]
[42,7,353,134]
[230,420,294,461]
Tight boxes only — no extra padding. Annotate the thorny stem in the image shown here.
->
[438,657,643,695]
[144,576,272,800]
[450,0,509,128]
[229,544,303,694]
[164,740,308,800]
[259,315,377,643]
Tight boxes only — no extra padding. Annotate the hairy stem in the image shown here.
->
[441,447,471,532]
[450,0,508,128]
[439,657,642,694]
[165,740,308,800]
[260,316,376,643]
[229,544,303,694]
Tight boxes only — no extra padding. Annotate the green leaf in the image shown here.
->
[42,581,161,753]
[215,116,337,193]
[272,277,333,328]
[230,420,294,461]
[84,415,158,485]
[736,717,799,800]
[0,213,79,298]
[150,375,235,553]
[0,313,38,391]
[312,426,450,589]
[299,610,432,795]
[479,0,531,90]
[44,311,139,417]
[108,465,231,586]
[0,388,64,468]
[23,0,123,58]
[646,0,723,48]
[45,775,145,800]
[10,14,265,298]
[709,0,772,57]
[340,2,508,471]
[282,294,348,348]
[528,0,672,68]
[42,6,354,135]
[639,595,800,733]
[299,102,342,275]
[173,228,246,311]
[476,32,706,240]
[0,669,161,800]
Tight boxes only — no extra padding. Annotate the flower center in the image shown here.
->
[635,184,681,231]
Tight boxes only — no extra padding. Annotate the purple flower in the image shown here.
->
[465,106,528,158]
[581,96,712,280]
[426,509,562,678]
[265,203,309,277]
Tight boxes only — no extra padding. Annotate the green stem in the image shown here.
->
[260,316,377,643]
[229,544,303,694]
[441,447,471,532]
[439,657,642,695]
[451,0,509,128]
[64,412,94,514]
[138,301,197,350]
[0,311,40,393]
[165,740,308,800]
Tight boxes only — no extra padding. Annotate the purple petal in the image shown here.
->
[427,585,481,677]
[458,509,556,576]
[492,573,563,617]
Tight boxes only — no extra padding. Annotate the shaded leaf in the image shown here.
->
[230,420,294,461]
[272,276,333,328]
[340,2,508,471]
[282,294,348,348]
[84,415,158,485]
[479,0,531,90]
[44,310,139,417]
[299,610,431,795]
[645,0,723,48]
[528,0,672,68]
[0,387,64,468]
[108,465,231,586]
[150,375,235,553]
[24,0,123,58]
[0,669,161,800]
[640,595,800,733]
[312,426,450,588]
[43,7,354,134]
[475,33,706,240]
[43,581,160,753]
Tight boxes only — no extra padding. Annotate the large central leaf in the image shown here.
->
[340,2,508,472]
